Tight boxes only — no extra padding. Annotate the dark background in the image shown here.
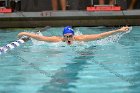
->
[20,0,140,11]
[0,0,140,12]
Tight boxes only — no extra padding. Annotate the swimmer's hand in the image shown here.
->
[118,26,129,32]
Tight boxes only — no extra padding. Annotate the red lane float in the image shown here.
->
[0,7,12,13]
[87,5,121,11]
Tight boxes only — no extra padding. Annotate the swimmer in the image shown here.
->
[18,26,130,45]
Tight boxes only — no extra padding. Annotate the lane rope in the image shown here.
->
[0,26,50,55]
[0,36,29,55]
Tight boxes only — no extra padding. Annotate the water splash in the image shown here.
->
[95,27,132,45]
[75,28,83,36]
[31,31,45,45]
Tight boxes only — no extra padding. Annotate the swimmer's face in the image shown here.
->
[63,33,74,45]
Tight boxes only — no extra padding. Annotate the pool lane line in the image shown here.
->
[8,50,53,77]
[0,26,53,77]
[0,26,50,55]
[92,59,134,86]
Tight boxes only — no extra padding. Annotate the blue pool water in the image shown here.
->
[0,26,140,93]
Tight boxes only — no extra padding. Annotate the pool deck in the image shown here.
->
[0,10,140,28]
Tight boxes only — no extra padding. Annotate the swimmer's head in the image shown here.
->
[63,26,74,36]
[63,26,74,45]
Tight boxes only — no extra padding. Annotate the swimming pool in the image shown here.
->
[0,26,140,93]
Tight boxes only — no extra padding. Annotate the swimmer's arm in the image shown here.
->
[18,32,62,42]
[93,26,129,39]
[76,26,129,41]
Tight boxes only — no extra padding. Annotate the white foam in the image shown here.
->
[95,27,132,45]
[6,44,15,49]
[3,47,8,52]
[0,47,3,53]
[17,39,25,43]
[31,32,45,45]
[12,42,20,46]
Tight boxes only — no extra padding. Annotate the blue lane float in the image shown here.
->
[0,36,30,55]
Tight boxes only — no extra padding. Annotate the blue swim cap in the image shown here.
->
[63,26,74,36]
